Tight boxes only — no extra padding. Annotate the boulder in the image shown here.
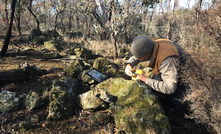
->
[93,57,119,76]
[19,121,33,131]
[95,78,171,134]
[28,29,42,40]
[25,91,43,111]
[64,60,85,78]
[0,68,29,86]
[43,30,60,39]
[67,47,93,59]
[93,111,111,125]
[32,35,48,45]
[64,31,83,40]
[80,71,96,85]
[0,91,20,112]
[78,88,108,110]
[46,77,80,121]
[44,39,67,51]
[0,62,43,85]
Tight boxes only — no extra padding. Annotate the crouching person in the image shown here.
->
[125,35,191,115]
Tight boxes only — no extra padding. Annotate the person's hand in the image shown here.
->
[125,64,133,76]
[136,74,147,82]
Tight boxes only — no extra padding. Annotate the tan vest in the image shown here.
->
[148,39,179,74]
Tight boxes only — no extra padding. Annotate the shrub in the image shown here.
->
[180,3,221,133]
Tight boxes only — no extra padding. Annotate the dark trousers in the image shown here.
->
[152,74,187,111]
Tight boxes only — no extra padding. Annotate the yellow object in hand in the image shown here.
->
[132,69,143,80]
[135,70,143,75]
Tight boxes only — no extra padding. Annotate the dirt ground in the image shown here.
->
[0,36,211,134]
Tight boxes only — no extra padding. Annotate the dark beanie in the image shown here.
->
[131,36,154,58]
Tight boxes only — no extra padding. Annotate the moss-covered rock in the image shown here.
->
[94,78,171,134]
[143,67,154,78]
[0,91,20,112]
[64,31,83,39]
[0,68,29,86]
[46,77,80,121]
[32,35,48,45]
[93,57,119,76]
[43,30,60,39]
[81,70,96,85]
[19,121,33,131]
[78,88,107,110]
[67,47,93,59]
[29,65,42,76]
[93,111,111,125]
[25,91,45,111]
[28,29,42,40]
[64,60,85,78]
[44,39,67,51]
[0,41,3,48]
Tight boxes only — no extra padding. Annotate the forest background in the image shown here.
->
[0,0,220,133]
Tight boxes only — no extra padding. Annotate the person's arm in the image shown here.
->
[126,56,141,67]
[125,56,141,76]
[144,57,179,94]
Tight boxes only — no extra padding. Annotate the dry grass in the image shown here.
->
[182,45,221,133]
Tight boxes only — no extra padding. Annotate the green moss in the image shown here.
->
[64,60,85,78]
[95,78,171,134]
[32,35,48,45]
[46,77,77,121]
[67,47,93,59]
[28,29,42,40]
[44,39,67,51]
[43,30,60,39]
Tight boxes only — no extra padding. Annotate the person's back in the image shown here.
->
[125,36,192,114]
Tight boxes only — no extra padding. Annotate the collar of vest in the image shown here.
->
[148,41,159,69]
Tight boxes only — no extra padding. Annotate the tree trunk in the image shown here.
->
[0,0,16,57]
[110,0,118,59]
[166,0,171,39]
[16,0,22,35]
[28,0,40,31]
[195,0,203,36]
[15,0,21,36]
[68,11,72,31]
[111,33,118,59]
[4,0,9,26]
[54,10,64,31]
[146,5,156,34]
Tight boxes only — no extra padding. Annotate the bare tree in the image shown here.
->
[166,0,178,39]
[15,0,22,35]
[0,0,16,57]
[4,0,8,26]
[28,0,40,31]
[195,0,203,36]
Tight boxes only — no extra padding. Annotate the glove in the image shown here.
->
[125,64,133,76]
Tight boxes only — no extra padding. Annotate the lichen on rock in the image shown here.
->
[95,78,171,134]
[93,57,119,76]
[64,59,85,78]
[46,77,80,121]
[44,39,67,51]
[67,47,93,59]
[0,91,20,112]
[25,91,41,111]
[78,88,107,110]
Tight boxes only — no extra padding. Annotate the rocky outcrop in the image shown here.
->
[93,57,119,76]
[25,91,45,111]
[79,78,171,134]
[64,60,86,78]
[67,47,93,59]
[44,39,68,51]
[45,77,80,121]
[0,91,20,112]
[0,62,43,86]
